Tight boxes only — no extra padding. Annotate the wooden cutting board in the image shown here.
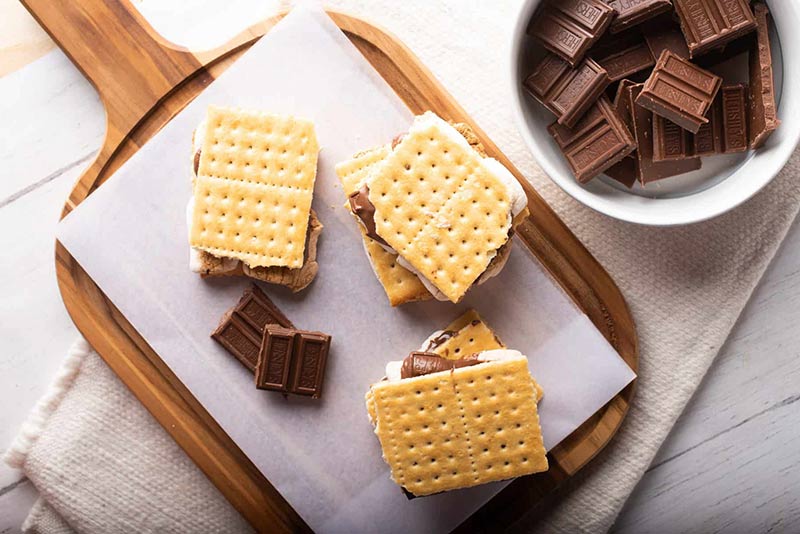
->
[24,0,639,531]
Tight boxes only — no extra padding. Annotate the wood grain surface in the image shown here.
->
[20,0,638,530]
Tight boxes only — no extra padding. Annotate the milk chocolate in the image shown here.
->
[524,54,610,127]
[421,331,456,352]
[212,285,294,372]
[548,95,636,183]
[290,332,331,398]
[629,83,701,184]
[591,29,655,82]
[695,84,748,155]
[256,326,295,392]
[653,84,749,160]
[256,326,331,398]
[613,79,638,132]
[748,2,780,149]
[635,50,722,133]
[691,104,722,157]
[604,79,640,187]
[718,84,749,154]
[642,17,691,59]
[673,0,756,58]
[400,352,482,379]
[652,115,695,161]
[348,185,388,246]
[528,0,615,66]
[607,0,672,34]
[693,33,754,69]
[604,156,639,187]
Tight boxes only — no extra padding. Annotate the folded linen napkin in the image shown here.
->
[4,339,251,534]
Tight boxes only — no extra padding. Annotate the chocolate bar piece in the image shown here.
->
[524,54,610,127]
[613,79,638,131]
[290,332,331,397]
[693,33,754,69]
[607,0,672,34]
[212,285,294,372]
[400,352,482,379]
[642,16,691,59]
[748,2,780,149]
[695,83,749,155]
[673,0,756,58]
[652,115,694,161]
[256,326,331,398]
[604,156,638,188]
[604,79,640,187]
[528,0,615,66]
[691,107,721,156]
[635,50,721,133]
[256,326,295,391]
[653,84,749,160]
[629,83,701,184]
[591,30,655,82]
[718,84,749,154]
[548,95,636,183]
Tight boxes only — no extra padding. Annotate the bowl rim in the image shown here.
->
[508,0,800,227]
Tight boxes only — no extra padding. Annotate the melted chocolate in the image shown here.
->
[422,330,457,352]
[391,133,405,149]
[348,185,388,246]
[400,351,482,379]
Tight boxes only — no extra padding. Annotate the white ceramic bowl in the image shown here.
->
[509,0,800,226]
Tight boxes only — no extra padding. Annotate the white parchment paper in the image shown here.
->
[57,5,636,532]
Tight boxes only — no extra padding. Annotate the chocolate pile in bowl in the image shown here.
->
[524,0,779,188]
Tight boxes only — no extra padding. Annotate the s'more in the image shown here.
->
[336,112,529,305]
[188,106,322,291]
[366,310,548,497]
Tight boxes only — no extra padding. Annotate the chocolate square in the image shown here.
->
[256,326,331,399]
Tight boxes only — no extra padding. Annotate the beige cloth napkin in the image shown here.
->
[5,339,251,534]
[6,0,800,532]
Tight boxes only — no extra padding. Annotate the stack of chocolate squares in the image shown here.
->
[211,285,331,398]
[524,0,780,187]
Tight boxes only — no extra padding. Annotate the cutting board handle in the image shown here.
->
[20,0,201,168]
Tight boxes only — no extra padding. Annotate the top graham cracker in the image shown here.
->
[367,113,514,302]
[190,107,319,269]
[428,309,543,401]
[336,145,391,196]
[369,355,548,496]
[335,145,432,306]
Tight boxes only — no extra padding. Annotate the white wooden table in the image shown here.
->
[1,2,798,532]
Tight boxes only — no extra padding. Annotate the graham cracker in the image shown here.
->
[336,120,526,306]
[193,209,322,292]
[428,309,543,401]
[360,238,434,306]
[368,112,514,302]
[365,388,377,426]
[429,309,505,360]
[368,355,548,496]
[451,122,488,157]
[335,145,391,195]
[335,145,432,306]
[189,106,319,269]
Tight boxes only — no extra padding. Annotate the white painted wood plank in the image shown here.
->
[613,389,800,533]
[0,167,84,489]
[0,0,283,203]
[0,0,55,76]
[0,51,103,203]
